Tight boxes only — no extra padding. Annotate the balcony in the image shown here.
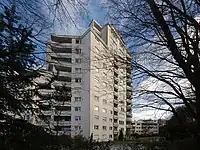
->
[127,112,132,118]
[114,99,118,104]
[55,101,71,106]
[114,107,118,112]
[114,71,118,77]
[127,94,132,99]
[114,64,119,70]
[127,86,132,91]
[114,91,118,97]
[126,69,131,74]
[114,79,118,85]
[113,123,118,127]
[126,124,132,128]
[126,78,132,83]
[50,51,72,58]
[53,121,71,126]
[55,111,71,116]
[114,115,118,119]
[53,80,72,87]
[127,99,132,103]
[114,95,118,100]
[39,89,55,96]
[126,117,132,121]
[127,101,132,106]
[126,91,132,96]
[57,71,72,77]
[41,110,52,116]
[57,131,71,136]
[36,120,50,126]
[127,105,132,110]
[114,130,118,134]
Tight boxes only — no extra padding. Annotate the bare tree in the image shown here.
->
[106,0,200,146]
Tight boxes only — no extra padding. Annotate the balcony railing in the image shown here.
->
[114,99,118,104]
[114,107,118,111]
[113,123,118,127]
[126,117,132,121]
[53,120,71,126]
[114,115,118,119]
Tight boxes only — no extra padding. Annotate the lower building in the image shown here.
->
[132,120,159,135]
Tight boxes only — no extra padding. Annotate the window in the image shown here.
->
[75,97,81,102]
[119,121,124,125]
[75,107,81,111]
[94,115,99,120]
[94,96,99,102]
[94,76,99,82]
[75,78,81,83]
[109,110,113,114]
[102,126,107,130]
[94,106,99,111]
[75,48,81,54]
[94,134,99,139]
[75,116,81,121]
[103,99,107,104]
[94,125,99,130]
[74,126,81,130]
[121,108,125,112]
[103,134,107,138]
[75,68,81,73]
[109,118,113,122]
[109,127,112,130]
[75,58,81,64]
[74,87,81,94]
[102,108,107,113]
[103,63,106,68]
[95,36,100,42]
[76,39,80,44]
[109,135,112,138]
[102,82,107,87]
[95,85,99,91]
[102,117,107,122]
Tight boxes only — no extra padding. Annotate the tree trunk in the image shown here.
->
[195,86,200,150]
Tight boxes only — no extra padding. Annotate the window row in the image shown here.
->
[94,115,113,122]
[39,115,81,121]
[94,106,113,114]
[93,134,113,139]
[94,125,113,131]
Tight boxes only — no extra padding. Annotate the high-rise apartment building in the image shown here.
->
[36,20,132,141]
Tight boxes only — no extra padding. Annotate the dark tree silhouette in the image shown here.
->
[107,0,200,147]
[118,129,124,141]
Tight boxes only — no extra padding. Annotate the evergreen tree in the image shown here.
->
[118,129,124,141]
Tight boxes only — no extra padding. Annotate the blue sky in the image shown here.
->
[51,0,108,36]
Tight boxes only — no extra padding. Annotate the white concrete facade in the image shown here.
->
[37,20,132,141]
